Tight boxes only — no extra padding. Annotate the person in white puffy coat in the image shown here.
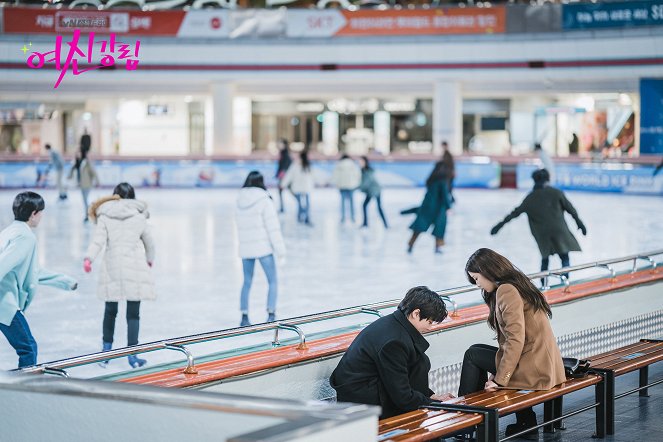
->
[332,154,362,223]
[236,171,286,327]
[84,183,155,368]
[280,150,314,225]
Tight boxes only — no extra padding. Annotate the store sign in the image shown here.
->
[640,78,663,155]
[24,30,140,88]
[562,1,663,30]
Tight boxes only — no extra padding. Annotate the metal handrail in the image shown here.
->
[19,249,663,377]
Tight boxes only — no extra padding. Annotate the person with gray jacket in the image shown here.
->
[68,148,98,222]
[359,156,388,228]
[236,171,286,327]
[84,183,155,368]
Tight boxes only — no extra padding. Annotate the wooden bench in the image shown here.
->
[377,374,606,442]
[586,338,663,435]
[377,408,482,442]
[377,339,663,441]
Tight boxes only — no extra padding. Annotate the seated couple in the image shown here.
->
[330,248,565,440]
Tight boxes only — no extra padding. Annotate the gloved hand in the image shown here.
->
[147,261,153,268]
[83,258,92,273]
[490,223,503,236]
[71,282,78,291]
[577,221,587,236]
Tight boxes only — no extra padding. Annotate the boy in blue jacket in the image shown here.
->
[0,192,78,368]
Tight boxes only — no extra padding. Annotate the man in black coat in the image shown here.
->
[329,286,452,419]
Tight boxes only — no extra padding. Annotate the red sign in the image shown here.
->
[337,8,505,36]
[3,8,185,35]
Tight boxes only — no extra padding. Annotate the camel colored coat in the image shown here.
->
[494,284,566,390]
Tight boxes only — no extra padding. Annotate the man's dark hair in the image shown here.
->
[45,144,52,150]
[397,286,448,323]
[13,191,45,222]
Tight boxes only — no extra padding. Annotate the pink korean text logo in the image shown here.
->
[25,29,140,89]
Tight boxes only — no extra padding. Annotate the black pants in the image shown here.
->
[103,301,141,346]
[458,344,535,423]
[541,253,570,285]
[362,194,388,227]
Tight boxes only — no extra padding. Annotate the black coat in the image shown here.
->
[497,186,583,256]
[329,309,434,419]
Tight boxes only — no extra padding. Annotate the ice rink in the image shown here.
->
[0,186,661,374]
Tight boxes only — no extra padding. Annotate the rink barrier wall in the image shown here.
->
[516,162,663,195]
[3,158,501,189]
[7,157,663,192]
[116,266,663,399]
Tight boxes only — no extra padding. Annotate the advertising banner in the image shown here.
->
[562,1,663,30]
[288,7,505,37]
[640,78,663,155]
[0,160,500,189]
[4,7,504,38]
[516,163,663,195]
[3,8,186,35]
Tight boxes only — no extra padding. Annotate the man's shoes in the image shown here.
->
[267,312,276,323]
[504,421,539,440]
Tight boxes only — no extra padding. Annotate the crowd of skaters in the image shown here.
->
[1,139,589,380]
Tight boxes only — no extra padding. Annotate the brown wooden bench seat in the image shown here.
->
[377,374,605,442]
[586,338,663,435]
[377,409,482,442]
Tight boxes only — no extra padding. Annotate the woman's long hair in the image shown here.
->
[242,171,267,190]
[442,150,455,174]
[361,156,372,171]
[465,248,552,332]
[300,150,311,171]
[113,182,136,199]
[426,162,447,187]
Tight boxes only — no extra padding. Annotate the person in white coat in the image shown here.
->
[84,183,155,368]
[332,154,362,224]
[236,171,286,327]
[280,150,314,226]
[0,192,78,368]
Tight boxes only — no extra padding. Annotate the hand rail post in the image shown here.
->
[164,343,198,374]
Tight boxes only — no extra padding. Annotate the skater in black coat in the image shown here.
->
[491,169,587,275]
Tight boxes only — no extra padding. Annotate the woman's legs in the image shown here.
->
[375,195,388,227]
[81,188,90,221]
[302,193,311,224]
[240,259,256,314]
[102,302,119,345]
[126,301,146,368]
[407,231,421,253]
[458,344,498,396]
[258,255,278,317]
[126,301,141,347]
[361,194,372,227]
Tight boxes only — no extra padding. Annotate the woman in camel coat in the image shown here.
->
[84,183,155,368]
[459,248,566,440]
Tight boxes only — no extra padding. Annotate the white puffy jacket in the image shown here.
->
[280,163,314,194]
[235,188,286,259]
[86,196,156,301]
[332,158,361,190]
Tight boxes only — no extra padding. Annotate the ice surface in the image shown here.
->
[0,187,661,374]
